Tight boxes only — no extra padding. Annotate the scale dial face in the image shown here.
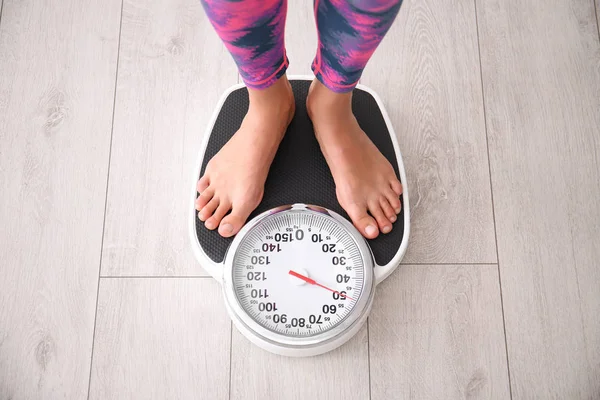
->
[225,206,373,342]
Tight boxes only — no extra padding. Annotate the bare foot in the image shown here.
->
[195,75,295,237]
[306,79,403,239]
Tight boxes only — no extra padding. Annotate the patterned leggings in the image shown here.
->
[201,0,403,93]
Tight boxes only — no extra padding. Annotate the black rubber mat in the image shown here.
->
[196,80,404,266]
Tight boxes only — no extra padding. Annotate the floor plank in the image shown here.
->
[100,0,238,276]
[285,1,317,76]
[477,0,600,398]
[88,278,230,399]
[0,0,121,398]
[369,265,510,399]
[360,0,497,264]
[230,324,369,400]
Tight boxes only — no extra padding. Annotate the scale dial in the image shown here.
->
[222,205,375,352]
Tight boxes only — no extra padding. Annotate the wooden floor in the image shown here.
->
[1,0,598,398]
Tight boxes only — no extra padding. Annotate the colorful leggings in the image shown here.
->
[200,0,403,93]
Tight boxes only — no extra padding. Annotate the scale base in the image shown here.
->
[191,76,410,281]
[189,76,410,356]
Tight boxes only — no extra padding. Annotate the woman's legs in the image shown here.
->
[196,0,294,237]
[307,0,403,239]
[200,0,289,89]
[312,0,403,92]
[197,0,404,239]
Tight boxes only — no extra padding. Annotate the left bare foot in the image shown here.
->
[195,75,295,237]
[306,79,402,239]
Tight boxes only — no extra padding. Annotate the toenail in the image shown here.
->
[390,215,396,222]
[221,223,233,234]
[205,220,215,229]
[395,208,401,214]
[382,226,391,234]
[365,225,377,236]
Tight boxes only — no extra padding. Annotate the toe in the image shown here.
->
[205,200,232,230]
[345,203,379,239]
[380,197,397,223]
[385,187,402,214]
[368,200,392,234]
[196,187,214,210]
[197,176,210,194]
[218,201,255,238]
[199,196,219,221]
[390,179,403,197]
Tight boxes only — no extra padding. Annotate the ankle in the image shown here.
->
[306,79,353,119]
[248,75,294,110]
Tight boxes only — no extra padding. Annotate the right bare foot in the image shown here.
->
[306,79,402,239]
[195,75,295,237]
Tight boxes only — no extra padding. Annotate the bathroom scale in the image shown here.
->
[189,76,410,357]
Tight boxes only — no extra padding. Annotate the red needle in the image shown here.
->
[288,270,354,301]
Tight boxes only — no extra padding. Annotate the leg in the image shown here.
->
[307,0,403,239]
[197,0,294,237]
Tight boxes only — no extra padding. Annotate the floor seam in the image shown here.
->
[472,0,513,398]
[228,321,233,400]
[367,318,372,400]
[99,275,213,278]
[86,0,125,398]
[400,262,497,266]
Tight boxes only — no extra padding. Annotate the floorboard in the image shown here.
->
[88,278,230,399]
[230,323,369,400]
[369,264,510,399]
[477,0,600,397]
[285,1,318,76]
[0,0,121,398]
[360,0,497,264]
[100,0,238,276]
[596,0,600,38]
